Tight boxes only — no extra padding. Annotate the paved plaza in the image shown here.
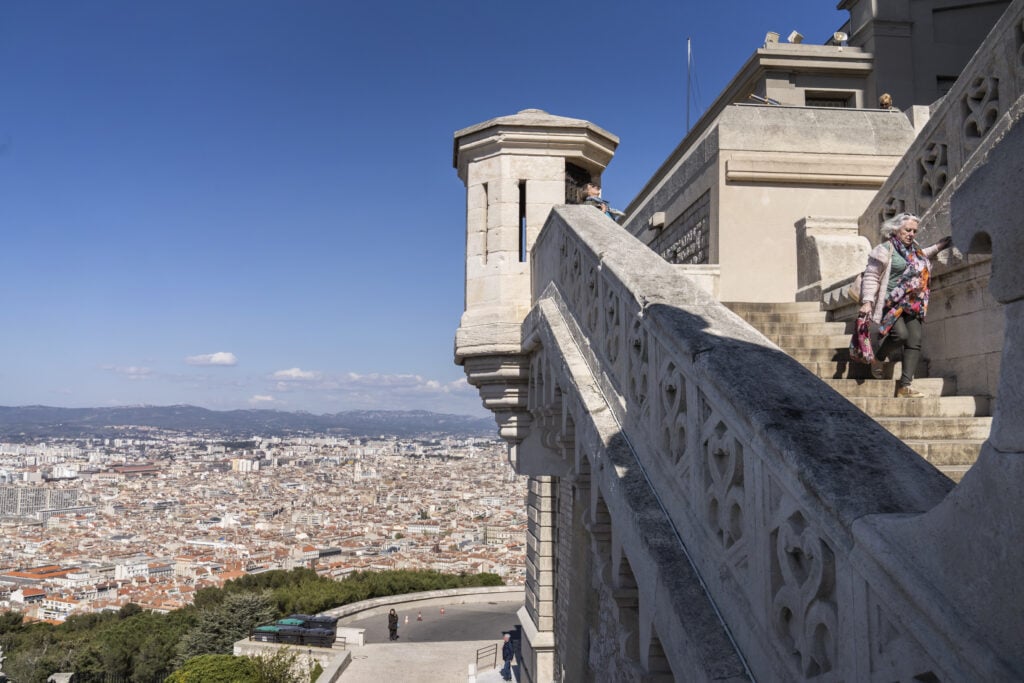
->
[337,599,523,682]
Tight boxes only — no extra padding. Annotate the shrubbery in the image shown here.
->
[0,569,503,682]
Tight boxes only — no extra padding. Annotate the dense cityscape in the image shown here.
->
[0,428,526,623]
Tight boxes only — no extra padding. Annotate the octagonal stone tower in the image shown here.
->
[453,109,618,444]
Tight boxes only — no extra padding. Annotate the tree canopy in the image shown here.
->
[0,568,504,682]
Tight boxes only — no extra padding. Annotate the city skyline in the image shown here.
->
[0,1,846,416]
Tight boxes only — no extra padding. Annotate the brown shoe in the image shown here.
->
[895,384,925,398]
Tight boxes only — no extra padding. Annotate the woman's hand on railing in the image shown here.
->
[859,301,873,316]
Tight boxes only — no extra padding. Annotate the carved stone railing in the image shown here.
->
[860,0,1024,240]
[518,205,1019,680]
[825,0,1023,313]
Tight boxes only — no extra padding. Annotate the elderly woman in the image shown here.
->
[858,213,952,397]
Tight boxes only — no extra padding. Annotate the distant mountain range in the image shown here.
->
[0,405,496,439]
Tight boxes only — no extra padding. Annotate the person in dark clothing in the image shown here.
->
[500,633,514,680]
[387,608,399,641]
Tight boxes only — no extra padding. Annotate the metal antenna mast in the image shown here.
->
[686,37,692,133]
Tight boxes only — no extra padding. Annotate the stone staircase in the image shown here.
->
[725,301,992,481]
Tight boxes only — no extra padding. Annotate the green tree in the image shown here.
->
[165,653,259,683]
[175,591,277,664]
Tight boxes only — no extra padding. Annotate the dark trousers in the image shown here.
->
[878,314,922,386]
[501,659,512,679]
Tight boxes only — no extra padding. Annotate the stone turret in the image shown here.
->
[453,109,617,443]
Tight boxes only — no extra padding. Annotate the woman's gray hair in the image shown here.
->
[881,212,920,238]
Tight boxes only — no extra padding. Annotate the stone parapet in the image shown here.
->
[324,585,524,622]
[859,0,1024,247]
[518,204,1021,679]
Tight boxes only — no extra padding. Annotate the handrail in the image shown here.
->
[475,642,497,671]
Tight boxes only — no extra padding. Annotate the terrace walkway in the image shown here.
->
[331,587,523,682]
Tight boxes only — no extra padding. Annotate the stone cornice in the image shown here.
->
[452,109,619,181]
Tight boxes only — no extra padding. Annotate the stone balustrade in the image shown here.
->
[860,0,1024,242]
[514,205,1024,680]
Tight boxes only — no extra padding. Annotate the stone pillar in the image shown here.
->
[519,475,557,683]
[794,216,870,302]
[453,109,618,445]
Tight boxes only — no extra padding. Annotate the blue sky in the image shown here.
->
[0,1,847,416]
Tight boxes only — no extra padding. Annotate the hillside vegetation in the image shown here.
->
[0,568,503,682]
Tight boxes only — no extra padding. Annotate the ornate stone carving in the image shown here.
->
[917,141,949,204]
[584,264,600,336]
[657,358,687,464]
[1017,17,1024,69]
[627,318,649,423]
[611,551,642,664]
[702,421,744,551]
[962,75,1000,151]
[605,287,622,365]
[770,503,838,678]
[587,494,613,586]
[880,195,907,224]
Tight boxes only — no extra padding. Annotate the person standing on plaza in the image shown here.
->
[387,608,399,641]
[500,633,514,680]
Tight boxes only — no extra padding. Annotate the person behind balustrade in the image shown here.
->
[858,212,952,397]
[582,182,625,222]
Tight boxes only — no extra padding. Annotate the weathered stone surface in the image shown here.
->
[455,6,1024,677]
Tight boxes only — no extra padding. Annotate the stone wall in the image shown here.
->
[924,259,1004,399]
[623,106,913,302]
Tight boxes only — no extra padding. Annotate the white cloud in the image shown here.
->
[101,365,154,381]
[237,369,484,415]
[185,352,238,367]
[272,367,319,380]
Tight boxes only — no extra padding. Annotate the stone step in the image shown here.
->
[849,395,990,418]
[789,348,851,362]
[728,310,828,324]
[875,416,993,440]
[724,301,824,313]
[936,465,972,483]
[820,377,954,397]
[904,439,985,467]
[755,321,849,336]
[730,298,990,483]
[773,334,852,350]
[799,359,909,380]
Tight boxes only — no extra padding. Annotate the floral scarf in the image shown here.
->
[879,236,930,337]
